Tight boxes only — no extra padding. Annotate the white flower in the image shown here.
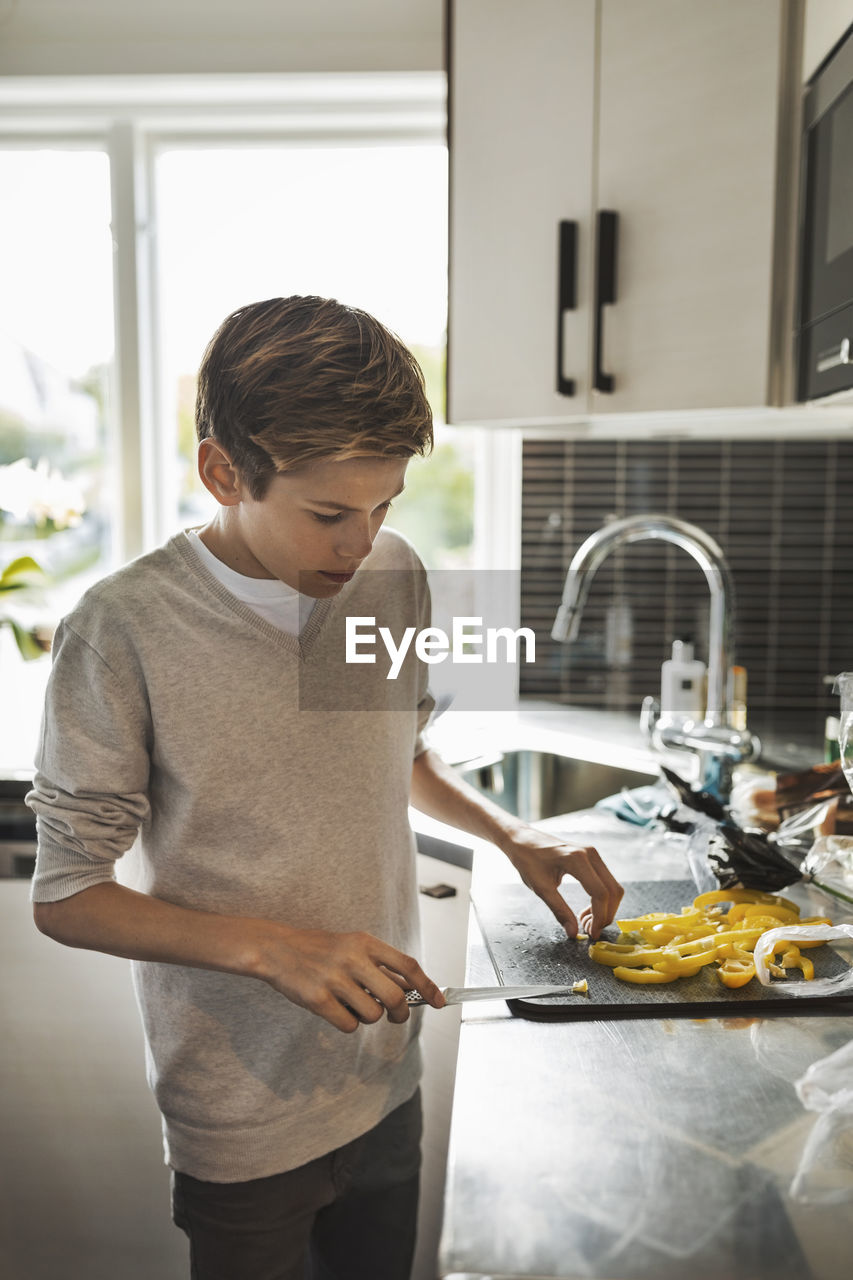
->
[0,457,86,529]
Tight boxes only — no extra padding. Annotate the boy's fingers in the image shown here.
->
[277,931,445,1029]
[378,964,412,992]
[317,994,365,1034]
[352,970,414,1024]
[371,944,446,1009]
[561,846,623,937]
[342,980,407,1026]
[533,882,581,938]
[401,965,445,1009]
[400,965,445,1009]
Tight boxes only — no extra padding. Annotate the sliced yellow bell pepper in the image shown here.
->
[589,890,830,993]
[653,946,719,976]
[717,955,756,988]
[792,917,834,948]
[589,943,669,968]
[616,911,676,930]
[612,965,679,984]
[717,942,756,987]
[617,908,704,935]
[728,902,800,926]
[693,888,800,914]
[744,904,800,924]
[780,946,814,980]
[731,913,798,933]
[670,927,765,955]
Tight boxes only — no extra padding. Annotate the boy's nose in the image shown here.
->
[336,521,374,561]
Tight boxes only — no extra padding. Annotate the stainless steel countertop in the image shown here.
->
[425,699,818,776]
[426,701,687,774]
[437,809,853,1280]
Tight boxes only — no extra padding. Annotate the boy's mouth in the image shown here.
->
[318,570,356,584]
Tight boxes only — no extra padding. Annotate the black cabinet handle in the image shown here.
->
[593,210,618,393]
[556,219,577,396]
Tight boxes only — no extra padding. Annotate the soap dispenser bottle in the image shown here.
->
[660,640,706,723]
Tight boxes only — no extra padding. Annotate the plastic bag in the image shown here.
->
[776,798,844,853]
[728,769,777,828]
[753,923,853,996]
[799,835,853,910]
[683,811,720,894]
[836,671,853,783]
[790,1037,853,1205]
[806,834,853,872]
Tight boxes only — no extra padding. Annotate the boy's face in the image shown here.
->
[206,453,410,597]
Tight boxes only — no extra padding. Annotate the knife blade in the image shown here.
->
[405,984,582,1006]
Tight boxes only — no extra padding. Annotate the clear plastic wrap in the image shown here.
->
[776,798,845,849]
[683,812,720,894]
[785,683,853,1204]
[753,923,853,996]
[728,769,778,829]
[837,671,853,784]
[802,835,853,908]
[790,1037,853,1205]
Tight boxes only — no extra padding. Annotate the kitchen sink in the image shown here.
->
[457,750,657,823]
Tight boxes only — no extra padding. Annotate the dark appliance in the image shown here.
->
[0,778,36,878]
[797,22,853,401]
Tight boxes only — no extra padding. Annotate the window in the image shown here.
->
[0,74,464,772]
[0,146,116,770]
[151,140,461,560]
[0,147,115,581]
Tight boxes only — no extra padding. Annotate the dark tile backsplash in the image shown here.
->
[519,437,853,750]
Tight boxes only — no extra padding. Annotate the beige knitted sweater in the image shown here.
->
[27,527,433,1181]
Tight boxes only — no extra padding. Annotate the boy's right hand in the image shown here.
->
[32,882,441,1035]
[256,925,445,1033]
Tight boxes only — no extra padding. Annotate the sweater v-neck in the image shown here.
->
[171,532,334,661]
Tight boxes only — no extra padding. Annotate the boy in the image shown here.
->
[27,296,622,1280]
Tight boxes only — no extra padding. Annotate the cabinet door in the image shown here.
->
[448,0,596,424]
[594,0,786,412]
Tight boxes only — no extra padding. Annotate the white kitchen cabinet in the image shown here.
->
[448,0,800,423]
[803,0,853,80]
[449,0,597,423]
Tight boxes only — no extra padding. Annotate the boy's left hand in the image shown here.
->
[500,827,623,940]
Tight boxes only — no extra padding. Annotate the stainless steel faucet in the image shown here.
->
[551,514,760,800]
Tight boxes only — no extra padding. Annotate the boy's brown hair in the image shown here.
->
[195,295,434,498]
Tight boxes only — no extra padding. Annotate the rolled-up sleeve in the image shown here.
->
[26,621,152,902]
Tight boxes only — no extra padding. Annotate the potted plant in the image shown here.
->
[0,456,86,662]
[0,554,50,660]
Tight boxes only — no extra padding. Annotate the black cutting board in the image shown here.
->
[472,879,853,1020]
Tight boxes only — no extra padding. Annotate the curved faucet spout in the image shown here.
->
[551,513,735,726]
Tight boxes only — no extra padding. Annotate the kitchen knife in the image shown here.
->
[405,984,582,1006]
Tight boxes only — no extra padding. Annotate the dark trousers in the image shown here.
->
[171,1090,422,1280]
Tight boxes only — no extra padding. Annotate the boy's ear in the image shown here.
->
[198,438,243,506]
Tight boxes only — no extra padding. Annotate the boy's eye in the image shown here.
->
[310,501,393,525]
